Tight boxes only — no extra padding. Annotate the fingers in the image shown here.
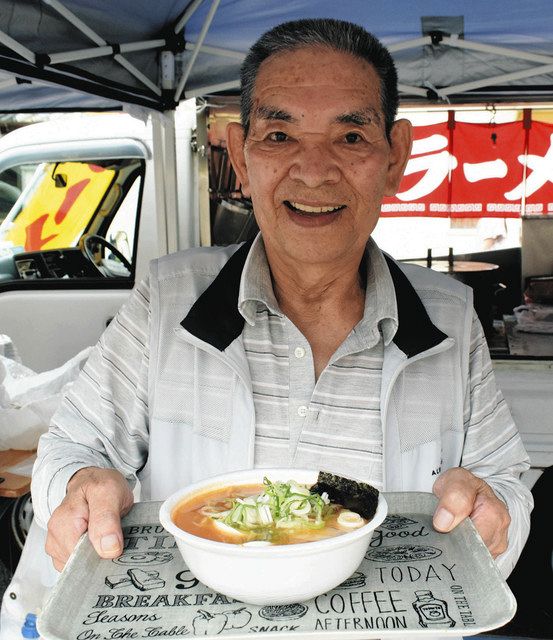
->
[45,467,134,571]
[46,491,91,572]
[467,491,510,557]
[432,467,510,558]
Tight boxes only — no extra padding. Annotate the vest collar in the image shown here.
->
[181,240,448,358]
[383,255,448,357]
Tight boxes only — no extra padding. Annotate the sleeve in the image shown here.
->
[461,311,534,578]
[31,276,152,529]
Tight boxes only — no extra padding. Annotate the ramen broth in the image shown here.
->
[172,482,365,544]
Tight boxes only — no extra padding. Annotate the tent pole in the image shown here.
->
[49,40,166,65]
[387,36,431,52]
[174,0,206,34]
[442,63,553,96]
[387,34,553,66]
[0,29,36,63]
[184,42,245,60]
[195,105,211,247]
[115,56,161,96]
[162,111,180,255]
[42,0,161,95]
[441,36,553,65]
[174,0,221,102]
[42,0,102,44]
[379,33,553,98]
[397,84,429,98]
[151,114,169,257]
[186,80,239,97]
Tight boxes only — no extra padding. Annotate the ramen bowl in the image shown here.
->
[159,468,388,605]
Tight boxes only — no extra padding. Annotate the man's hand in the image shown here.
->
[45,467,134,571]
[432,467,510,558]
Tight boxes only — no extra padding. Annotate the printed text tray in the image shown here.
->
[39,492,516,640]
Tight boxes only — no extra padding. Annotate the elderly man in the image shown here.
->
[32,18,532,578]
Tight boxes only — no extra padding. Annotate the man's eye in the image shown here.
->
[344,132,362,144]
[268,131,288,142]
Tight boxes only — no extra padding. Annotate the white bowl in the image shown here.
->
[159,468,388,605]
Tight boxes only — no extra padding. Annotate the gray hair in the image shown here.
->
[240,18,399,141]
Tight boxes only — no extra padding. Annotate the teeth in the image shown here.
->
[289,202,342,213]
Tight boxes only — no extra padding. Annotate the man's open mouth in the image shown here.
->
[284,201,346,215]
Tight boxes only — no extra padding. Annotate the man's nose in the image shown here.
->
[288,141,341,187]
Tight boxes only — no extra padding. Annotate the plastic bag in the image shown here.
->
[0,335,20,363]
[0,346,91,450]
[513,304,553,334]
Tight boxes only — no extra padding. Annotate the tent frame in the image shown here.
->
[2,1,553,107]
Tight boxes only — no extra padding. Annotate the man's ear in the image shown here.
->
[226,121,251,197]
[384,118,412,196]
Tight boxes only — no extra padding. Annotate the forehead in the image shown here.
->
[251,46,382,114]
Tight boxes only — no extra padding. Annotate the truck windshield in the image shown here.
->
[0,161,116,252]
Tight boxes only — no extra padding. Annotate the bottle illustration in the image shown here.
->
[21,613,40,639]
[412,590,456,628]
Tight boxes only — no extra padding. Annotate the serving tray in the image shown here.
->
[38,492,515,640]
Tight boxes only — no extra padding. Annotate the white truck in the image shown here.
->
[0,104,200,372]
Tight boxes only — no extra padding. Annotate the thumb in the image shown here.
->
[81,474,133,559]
[87,503,125,559]
[432,467,481,533]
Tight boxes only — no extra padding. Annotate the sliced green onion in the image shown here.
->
[213,477,334,539]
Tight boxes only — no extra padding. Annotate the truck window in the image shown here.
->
[0,158,143,284]
[0,164,35,225]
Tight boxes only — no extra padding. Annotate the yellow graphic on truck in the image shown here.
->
[2,162,115,251]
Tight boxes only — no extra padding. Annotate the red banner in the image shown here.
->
[382,122,451,217]
[382,118,553,218]
[526,121,553,214]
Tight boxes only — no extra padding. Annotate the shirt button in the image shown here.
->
[297,405,308,417]
[294,346,306,359]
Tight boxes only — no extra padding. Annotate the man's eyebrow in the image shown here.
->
[335,108,382,126]
[254,105,296,123]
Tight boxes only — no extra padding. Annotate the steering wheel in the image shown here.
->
[82,234,132,276]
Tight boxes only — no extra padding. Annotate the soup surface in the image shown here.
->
[172,478,367,545]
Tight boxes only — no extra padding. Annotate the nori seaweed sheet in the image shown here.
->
[310,471,379,520]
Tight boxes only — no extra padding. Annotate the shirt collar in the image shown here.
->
[358,238,398,347]
[180,236,447,356]
[238,233,282,325]
[238,234,398,347]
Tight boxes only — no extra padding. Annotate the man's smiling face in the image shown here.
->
[227,46,411,270]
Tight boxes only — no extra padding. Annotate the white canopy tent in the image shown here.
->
[0,0,552,255]
[1,0,553,110]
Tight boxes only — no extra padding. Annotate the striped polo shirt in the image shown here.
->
[239,236,398,489]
